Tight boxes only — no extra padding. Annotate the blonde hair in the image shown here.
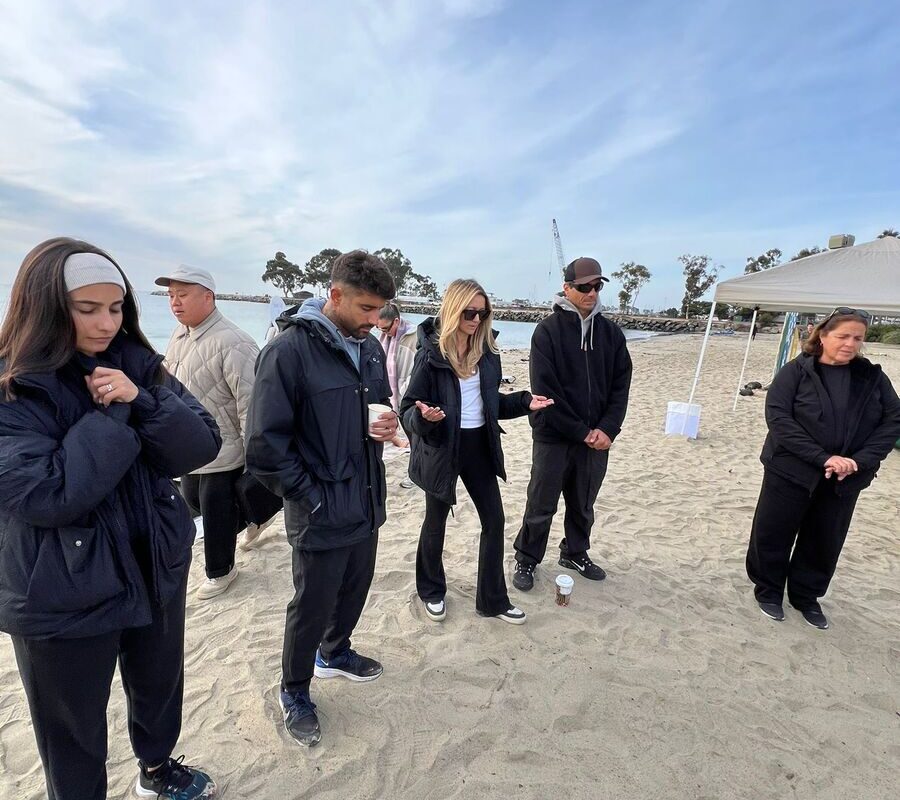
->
[436,279,498,378]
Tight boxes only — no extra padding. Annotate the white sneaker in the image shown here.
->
[196,566,238,600]
[496,606,526,625]
[424,599,446,621]
[238,517,274,551]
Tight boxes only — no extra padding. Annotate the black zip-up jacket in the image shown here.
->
[528,302,632,444]
[399,318,532,505]
[0,335,221,639]
[245,310,391,550]
[761,353,900,495]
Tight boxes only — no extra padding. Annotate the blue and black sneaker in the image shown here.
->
[280,688,321,747]
[313,648,383,682]
[135,756,216,798]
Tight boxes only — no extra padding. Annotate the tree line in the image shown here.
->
[613,228,898,320]
[262,248,439,299]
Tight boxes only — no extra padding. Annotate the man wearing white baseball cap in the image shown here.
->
[156,265,263,600]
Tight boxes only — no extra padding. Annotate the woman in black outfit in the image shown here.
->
[400,279,553,625]
[0,238,222,800]
[746,308,900,629]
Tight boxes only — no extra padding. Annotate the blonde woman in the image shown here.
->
[399,280,553,624]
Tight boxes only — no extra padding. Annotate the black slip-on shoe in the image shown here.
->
[796,605,829,630]
[758,601,785,621]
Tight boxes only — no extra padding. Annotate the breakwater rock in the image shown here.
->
[396,303,722,333]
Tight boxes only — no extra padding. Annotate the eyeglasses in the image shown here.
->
[571,281,603,294]
[461,308,490,321]
[823,307,871,324]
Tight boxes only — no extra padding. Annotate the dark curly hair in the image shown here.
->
[331,250,396,300]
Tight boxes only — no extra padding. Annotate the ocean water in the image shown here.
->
[0,289,652,352]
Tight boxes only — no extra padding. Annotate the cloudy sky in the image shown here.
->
[1,0,897,308]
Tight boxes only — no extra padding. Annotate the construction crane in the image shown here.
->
[551,218,567,279]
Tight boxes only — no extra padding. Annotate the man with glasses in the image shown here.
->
[513,257,633,591]
[377,303,417,454]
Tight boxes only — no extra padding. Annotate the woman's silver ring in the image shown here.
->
[105,383,113,393]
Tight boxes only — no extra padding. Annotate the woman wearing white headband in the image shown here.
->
[0,238,222,799]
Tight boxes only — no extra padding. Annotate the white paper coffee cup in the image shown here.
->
[367,403,393,436]
[555,574,574,595]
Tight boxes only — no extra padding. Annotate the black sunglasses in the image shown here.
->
[824,306,871,323]
[571,281,603,294]
[461,308,490,321]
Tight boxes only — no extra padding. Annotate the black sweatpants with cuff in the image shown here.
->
[746,469,860,608]
[11,574,188,800]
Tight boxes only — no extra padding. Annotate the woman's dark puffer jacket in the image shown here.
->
[399,318,532,505]
[0,335,221,639]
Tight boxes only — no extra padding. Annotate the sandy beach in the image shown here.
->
[1,333,898,800]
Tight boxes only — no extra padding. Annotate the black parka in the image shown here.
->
[0,336,221,639]
[761,353,900,494]
[399,318,532,505]
[245,311,391,550]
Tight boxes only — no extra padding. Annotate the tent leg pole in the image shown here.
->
[732,308,758,411]
[682,301,716,434]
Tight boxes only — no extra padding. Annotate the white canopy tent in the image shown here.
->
[682,237,900,429]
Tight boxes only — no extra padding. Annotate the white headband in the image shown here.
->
[64,252,127,294]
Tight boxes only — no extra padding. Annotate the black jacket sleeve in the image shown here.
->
[245,336,323,512]
[129,376,222,477]
[765,361,831,468]
[850,372,900,470]
[597,334,632,441]
[498,389,532,419]
[0,402,142,528]
[529,323,591,443]
[400,349,444,438]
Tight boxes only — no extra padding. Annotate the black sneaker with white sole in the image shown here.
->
[795,603,829,630]
[558,552,606,581]
[135,756,217,798]
[314,648,383,681]
[280,689,321,747]
[758,601,785,621]
[512,561,536,591]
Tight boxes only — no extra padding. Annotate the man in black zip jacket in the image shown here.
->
[245,251,398,747]
[513,257,632,591]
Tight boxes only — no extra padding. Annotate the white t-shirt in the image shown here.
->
[459,369,485,429]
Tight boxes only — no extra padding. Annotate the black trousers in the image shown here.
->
[180,465,244,578]
[746,469,860,608]
[514,439,609,566]
[417,426,511,616]
[282,531,378,693]
[11,575,188,800]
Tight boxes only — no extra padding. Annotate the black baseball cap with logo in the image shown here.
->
[564,257,609,284]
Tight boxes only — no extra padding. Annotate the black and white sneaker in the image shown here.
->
[558,552,606,581]
[280,689,321,747]
[314,648,383,681]
[135,756,217,798]
[796,604,829,630]
[424,599,446,621]
[496,606,527,625]
[512,561,536,591]
[758,601,785,621]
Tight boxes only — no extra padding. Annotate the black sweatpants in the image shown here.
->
[180,465,244,578]
[746,469,860,608]
[282,532,378,694]
[417,426,511,616]
[514,438,609,566]
[11,575,188,800]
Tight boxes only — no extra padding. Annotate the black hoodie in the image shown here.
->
[528,297,633,444]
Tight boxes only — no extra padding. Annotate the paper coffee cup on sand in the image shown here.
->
[555,574,574,606]
[368,403,393,436]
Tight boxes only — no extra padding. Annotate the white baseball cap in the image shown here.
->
[154,264,216,292]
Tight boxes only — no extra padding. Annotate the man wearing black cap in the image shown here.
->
[512,257,632,591]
